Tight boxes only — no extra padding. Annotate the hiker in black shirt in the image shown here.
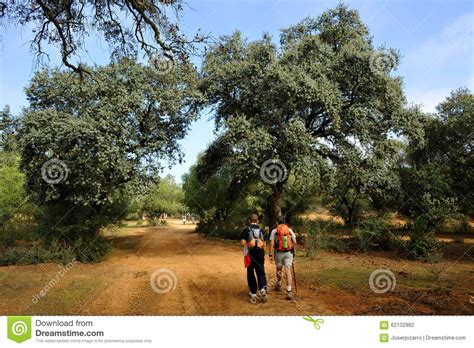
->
[240,214,267,303]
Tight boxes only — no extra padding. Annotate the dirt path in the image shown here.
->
[76,219,329,315]
[1,219,472,315]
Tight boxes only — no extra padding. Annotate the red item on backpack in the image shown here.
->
[275,224,293,251]
[244,254,251,268]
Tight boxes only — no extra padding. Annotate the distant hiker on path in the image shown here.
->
[241,214,267,303]
[182,215,187,225]
[269,216,297,300]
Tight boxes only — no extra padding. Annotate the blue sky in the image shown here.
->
[1,0,473,182]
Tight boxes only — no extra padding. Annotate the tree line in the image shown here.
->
[0,4,472,264]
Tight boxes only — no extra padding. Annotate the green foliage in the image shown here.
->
[453,219,473,234]
[0,105,19,152]
[142,175,185,217]
[406,217,440,260]
[0,153,26,222]
[326,187,367,226]
[400,89,473,226]
[0,153,37,245]
[197,4,422,229]
[0,237,111,265]
[183,157,270,238]
[355,218,397,251]
[20,58,200,207]
[0,239,73,266]
[33,195,130,243]
[387,88,474,262]
[299,219,348,258]
[17,58,200,252]
[324,139,406,226]
[70,237,112,263]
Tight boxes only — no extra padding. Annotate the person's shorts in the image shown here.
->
[275,251,293,268]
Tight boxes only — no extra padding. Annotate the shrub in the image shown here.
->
[71,237,111,263]
[196,222,242,240]
[305,232,347,258]
[125,212,141,221]
[0,241,76,266]
[355,218,396,251]
[406,217,440,260]
[299,219,348,258]
[0,214,37,246]
[453,219,472,234]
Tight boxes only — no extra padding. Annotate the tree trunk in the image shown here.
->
[346,206,353,227]
[268,183,283,231]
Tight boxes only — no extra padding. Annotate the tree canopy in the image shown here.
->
[142,174,185,217]
[400,88,473,224]
[18,57,201,240]
[196,4,423,229]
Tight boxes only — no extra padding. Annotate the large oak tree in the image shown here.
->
[19,57,202,241]
[197,4,423,229]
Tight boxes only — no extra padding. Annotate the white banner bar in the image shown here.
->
[0,316,472,347]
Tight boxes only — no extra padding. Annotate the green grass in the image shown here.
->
[306,266,372,290]
[29,278,104,315]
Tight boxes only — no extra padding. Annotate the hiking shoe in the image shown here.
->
[259,289,268,303]
[286,290,294,300]
[275,282,282,292]
[249,293,258,304]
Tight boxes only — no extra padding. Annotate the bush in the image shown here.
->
[196,222,242,240]
[0,241,75,266]
[299,219,348,258]
[125,212,141,221]
[453,219,473,234]
[0,214,37,246]
[305,232,348,258]
[0,236,111,265]
[355,218,396,251]
[34,199,129,242]
[71,237,112,263]
[406,217,440,260]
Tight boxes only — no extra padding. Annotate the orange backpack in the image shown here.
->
[275,224,293,251]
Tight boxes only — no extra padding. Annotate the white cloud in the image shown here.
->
[409,88,450,113]
[404,12,474,68]
[403,12,473,112]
